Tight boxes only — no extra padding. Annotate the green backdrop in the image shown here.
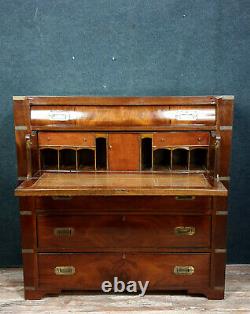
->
[0,0,249,266]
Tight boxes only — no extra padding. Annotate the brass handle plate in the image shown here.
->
[55,266,75,275]
[175,226,195,236]
[54,227,74,236]
[52,196,73,201]
[174,266,194,275]
[175,196,195,201]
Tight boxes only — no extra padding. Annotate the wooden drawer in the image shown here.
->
[153,132,209,147]
[36,196,212,214]
[37,214,211,249]
[38,253,210,289]
[30,104,216,129]
[38,132,95,147]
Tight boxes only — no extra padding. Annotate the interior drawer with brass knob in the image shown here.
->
[38,132,95,147]
[38,253,210,290]
[37,214,211,250]
[153,132,210,147]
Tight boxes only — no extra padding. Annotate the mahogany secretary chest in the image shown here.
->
[13,96,233,300]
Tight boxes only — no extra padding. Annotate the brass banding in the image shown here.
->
[15,125,28,131]
[22,249,34,253]
[20,211,32,215]
[216,211,228,215]
[215,249,226,253]
[220,126,232,131]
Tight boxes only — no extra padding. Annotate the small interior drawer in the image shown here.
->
[37,214,211,249]
[153,132,210,147]
[38,253,210,290]
[38,132,95,147]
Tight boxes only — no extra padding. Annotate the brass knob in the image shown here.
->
[109,145,112,150]
[83,138,87,142]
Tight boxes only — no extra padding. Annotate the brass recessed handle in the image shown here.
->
[54,266,75,275]
[173,266,194,275]
[52,196,73,201]
[175,196,195,201]
[54,227,74,236]
[175,226,195,236]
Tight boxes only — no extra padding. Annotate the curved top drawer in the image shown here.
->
[30,105,216,130]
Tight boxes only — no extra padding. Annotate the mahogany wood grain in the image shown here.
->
[13,98,30,126]
[212,252,227,289]
[214,215,227,249]
[13,99,30,178]
[37,214,211,249]
[35,195,212,213]
[24,95,218,106]
[219,130,232,177]
[153,132,210,147]
[38,253,210,289]
[18,197,39,293]
[108,134,140,171]
[15,131,28,177]
[213,196,227,211]
[30,105,216,130]
[38,132,96,147]
[218,97,234,126]
[13,96,233,300]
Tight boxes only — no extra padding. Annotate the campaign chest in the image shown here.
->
[13,96,233,299]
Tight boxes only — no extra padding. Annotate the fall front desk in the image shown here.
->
[13,96,233,299]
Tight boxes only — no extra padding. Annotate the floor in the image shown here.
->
[0,265,249,314]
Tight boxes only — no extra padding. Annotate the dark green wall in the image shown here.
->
[0,0,249,266]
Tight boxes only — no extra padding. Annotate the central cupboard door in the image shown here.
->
[108,134,140,171]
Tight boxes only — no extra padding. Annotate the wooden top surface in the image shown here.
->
[13,95,234,104]
[15,172,227,196]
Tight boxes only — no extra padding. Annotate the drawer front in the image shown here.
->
[31,105,216,129]
[153,132,210,147]
[37,215,211,249]
[36,196,212,213]
[38,253,210,289]
[38,132,95,147]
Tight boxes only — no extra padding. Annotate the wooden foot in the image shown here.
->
[25,289,46,300]
[24,289,60,300]
[188,288,225,300]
